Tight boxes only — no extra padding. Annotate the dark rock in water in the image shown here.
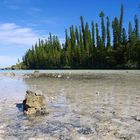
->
[77,127,93,135]
[23,90,47,115]
[134,116,140,121]
[59,134,72,140]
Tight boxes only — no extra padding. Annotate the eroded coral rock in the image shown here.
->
[23,90,47,115]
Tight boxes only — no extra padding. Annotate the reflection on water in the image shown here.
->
[0,71,140,139]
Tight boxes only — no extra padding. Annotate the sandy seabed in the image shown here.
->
[0,70,140,140]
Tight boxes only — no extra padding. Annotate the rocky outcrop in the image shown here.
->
[23,90,47,115]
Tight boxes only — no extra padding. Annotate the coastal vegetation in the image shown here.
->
[21,5,140,69]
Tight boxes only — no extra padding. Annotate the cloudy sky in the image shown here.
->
[0,0,139,67]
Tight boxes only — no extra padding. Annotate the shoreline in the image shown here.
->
[0,69,140,80]
[0,69,140,75]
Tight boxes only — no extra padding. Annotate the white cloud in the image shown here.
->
[0,55,17,68]
[0,23,40,47]
[0,22,64,67]
[0,22,45,67]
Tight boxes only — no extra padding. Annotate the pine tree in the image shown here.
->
[119,4,124,45]
[80,16,85,47]
[96,23,100,48]
[128,22,133,42]
[22,5,140,69]
[122,28,127,47]
[70,25,76,66]
[75,26,79,45]
[65,29,71,66]
[70,25,75,49]
[99,11,106,47]
[91,21,95,65]
[112,17,119,49]
[91,21,95,48]
[79,27,84,65]
[134,15,139,40]
[106,16,111,49]
[85,22,90,57]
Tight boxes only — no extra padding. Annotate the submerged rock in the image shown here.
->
[57,74,62,78]
[77,127,93,135]
[23,90,47,115]
[134,116,140,121]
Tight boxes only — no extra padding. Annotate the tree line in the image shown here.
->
[22,5,140,69]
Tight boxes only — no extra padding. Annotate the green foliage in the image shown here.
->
[106,16,111,49]
[134,15,139,39]
[22,5,140,69]
[119,4,124,46]
[95,23,100,48]
[99,11,106,48]
[23,34,62,69]
[112,17,119,49]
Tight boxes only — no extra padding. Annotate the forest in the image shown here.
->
[21,5,140,69]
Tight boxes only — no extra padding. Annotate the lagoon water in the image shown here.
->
[0,70,140,140]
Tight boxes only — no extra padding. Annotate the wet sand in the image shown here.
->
[0,70,140,140]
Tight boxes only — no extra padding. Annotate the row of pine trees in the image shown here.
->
[22,5,140,69]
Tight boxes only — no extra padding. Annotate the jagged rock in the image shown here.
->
[23,90,47,115]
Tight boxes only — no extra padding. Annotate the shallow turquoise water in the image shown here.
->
[0,69,140,74]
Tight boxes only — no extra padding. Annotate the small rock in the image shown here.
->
[96,91,100,95]
[33,71,40,78]
[135,116,140,121]
[67,76,70,79]
[57,74,62,78]
[77,127,93,135]
[0,124,6,135]
[0,124,6,129]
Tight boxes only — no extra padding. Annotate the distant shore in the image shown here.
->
[0,69,140,80]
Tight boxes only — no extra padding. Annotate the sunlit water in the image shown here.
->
[0,70,140,140]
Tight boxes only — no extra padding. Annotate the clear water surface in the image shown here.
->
[0,70,140,140]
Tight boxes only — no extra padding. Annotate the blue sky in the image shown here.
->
[0,0,139,67]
